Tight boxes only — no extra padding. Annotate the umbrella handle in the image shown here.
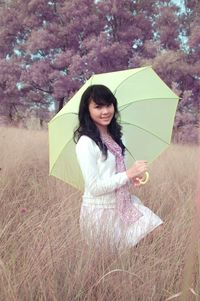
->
[138,171,149,185]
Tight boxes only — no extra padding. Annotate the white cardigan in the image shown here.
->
[76,135,130,208]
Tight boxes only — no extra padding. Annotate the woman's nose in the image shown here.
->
[102,106,109,114]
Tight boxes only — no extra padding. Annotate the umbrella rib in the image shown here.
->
[50,97,178,124]
[119,97,179,111]
[49,97,178,124]
[113,66,150,95]
[125,147,136,161]
[113,67,178,100]
[120,121,171,145]
[48,112,78,125]
[50,136,75,174]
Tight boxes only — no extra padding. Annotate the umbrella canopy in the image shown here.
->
[48,66,179,191]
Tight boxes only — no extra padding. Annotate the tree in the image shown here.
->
[17,0,103,111]
[0,57,22,119]
[0,0,199,142]
[138,0,199,143]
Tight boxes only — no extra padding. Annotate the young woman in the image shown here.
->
[74,84,163,251]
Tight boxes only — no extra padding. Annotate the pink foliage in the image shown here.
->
[27,29,60,53]
[53,51,75,70]
[22,60,52,89]
[188,20,200,56]
[0,58,21,102]
[0,0,199,143]
[155,6,180,50]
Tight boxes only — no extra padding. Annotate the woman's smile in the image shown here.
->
[89,100,115,129]
[101,116,112,120]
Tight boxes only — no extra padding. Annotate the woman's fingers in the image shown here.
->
[127,160,148,179]
[138,172,150,185]
[135,161,148,174]
[133,177,141,187]
[132,171,150,187]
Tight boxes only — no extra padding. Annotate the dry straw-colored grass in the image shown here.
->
[0,126,199,301]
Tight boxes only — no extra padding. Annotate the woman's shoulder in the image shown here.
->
[77,135,94,145]
[76,135,100,160]
[76,135,96,151]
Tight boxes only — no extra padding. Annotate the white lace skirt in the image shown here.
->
[80,195,163,251]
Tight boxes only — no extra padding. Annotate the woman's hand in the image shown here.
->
[132,176,143,187]
[126,160,148,180]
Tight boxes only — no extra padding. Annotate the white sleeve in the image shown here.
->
[76,136,129,197]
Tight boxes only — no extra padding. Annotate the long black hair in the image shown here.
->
[73,84,125,157]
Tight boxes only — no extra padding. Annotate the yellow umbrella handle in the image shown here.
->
[138,171,149,185]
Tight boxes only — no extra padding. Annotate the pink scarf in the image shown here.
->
[101,134,143,224]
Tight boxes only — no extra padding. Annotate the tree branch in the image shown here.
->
[31,81,52,94]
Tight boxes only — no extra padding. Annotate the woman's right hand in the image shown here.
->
[126,160,148,180]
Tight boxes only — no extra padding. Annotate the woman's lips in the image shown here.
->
[101,116,111,120]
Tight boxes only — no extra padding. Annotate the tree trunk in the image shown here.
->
[57,97,65,113]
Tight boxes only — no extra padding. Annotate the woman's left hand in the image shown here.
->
[132,172,150,186]
[132,176,143,187]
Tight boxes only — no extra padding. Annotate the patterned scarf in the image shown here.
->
[101,134,143,224]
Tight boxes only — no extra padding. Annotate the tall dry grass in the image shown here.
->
[0,126,199,301]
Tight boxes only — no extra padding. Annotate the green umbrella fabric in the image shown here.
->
[48,66,179,191]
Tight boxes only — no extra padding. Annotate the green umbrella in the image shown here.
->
[48,66,179,191]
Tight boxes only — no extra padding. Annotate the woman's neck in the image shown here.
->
[97,125,109,136]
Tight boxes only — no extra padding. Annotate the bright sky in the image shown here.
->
[171,0,185,13]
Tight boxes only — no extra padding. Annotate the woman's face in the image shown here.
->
[88,100,115,129]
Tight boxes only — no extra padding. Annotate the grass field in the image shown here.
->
[0,126,199,301]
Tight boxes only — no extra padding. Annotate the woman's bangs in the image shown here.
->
[93,97,114,106]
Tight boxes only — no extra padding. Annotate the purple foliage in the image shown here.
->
[0,0,199,142]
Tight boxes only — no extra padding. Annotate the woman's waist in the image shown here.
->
[82,193,116,208]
